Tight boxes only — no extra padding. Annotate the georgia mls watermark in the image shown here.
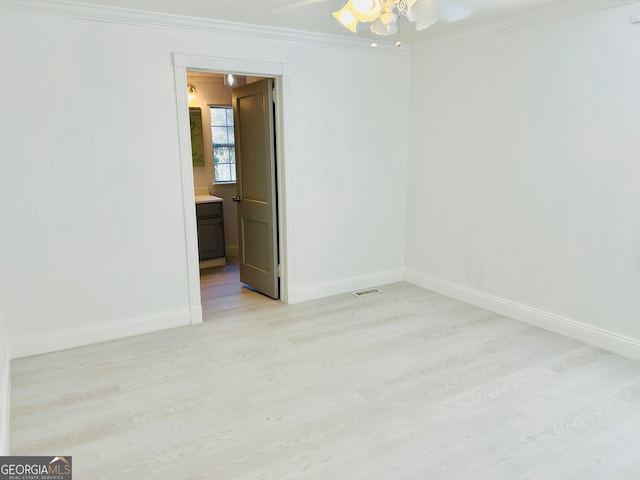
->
[0,456,71,480]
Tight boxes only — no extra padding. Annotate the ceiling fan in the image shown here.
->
[273,0,474,36]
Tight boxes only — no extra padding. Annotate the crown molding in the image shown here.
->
[8,0,629,57]
[0,0,410,55]
[412,0,639,55]
[0,0,640,56]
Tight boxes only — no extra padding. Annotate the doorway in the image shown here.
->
[173,54,291,325]
[187,71,277,317]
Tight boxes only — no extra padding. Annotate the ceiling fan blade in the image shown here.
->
[438,0,474,23]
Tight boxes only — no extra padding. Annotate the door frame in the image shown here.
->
[172,53,293,324]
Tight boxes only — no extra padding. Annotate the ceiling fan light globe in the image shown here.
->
[348,0,381,22]
[370,16,398,35]
[351,0,376,12]
[340,9,355,23]
[380,11,396,25]
[333,3,360,32]
[406,0,439,30]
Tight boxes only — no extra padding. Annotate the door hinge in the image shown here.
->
[277,264,281,276]
[272,87,277,104]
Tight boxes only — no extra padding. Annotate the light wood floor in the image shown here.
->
[10,268,640,479]
[199,256,276,317]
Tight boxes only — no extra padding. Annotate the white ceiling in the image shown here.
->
[69,0,625,42]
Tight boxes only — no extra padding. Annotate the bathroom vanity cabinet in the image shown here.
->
[195,197,225,261]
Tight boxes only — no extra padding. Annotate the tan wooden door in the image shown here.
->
[232,79,279,299]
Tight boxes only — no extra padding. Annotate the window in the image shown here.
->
[210,106,236,183]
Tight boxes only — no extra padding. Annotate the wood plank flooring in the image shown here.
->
[10,265,640,479]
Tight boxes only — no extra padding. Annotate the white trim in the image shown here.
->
[173,54,293,307]
[176,54,287,78]
[173,54,203,326]
[412,0,637,54]
[1,0,406,53]
[190,305,203,325]
[1,0,632,55]
[9,310,190,359]
[288,269,405,304]
[274,75,291,305]
[0,342,10,455]
[3,0,631,55]
[404,269,640,362]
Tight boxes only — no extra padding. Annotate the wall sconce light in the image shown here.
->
[224,74,235,87]
[187,84,197,101]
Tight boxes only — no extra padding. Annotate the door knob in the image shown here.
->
[232,196,241,202]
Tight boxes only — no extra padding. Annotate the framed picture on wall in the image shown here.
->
[189,107,205,167]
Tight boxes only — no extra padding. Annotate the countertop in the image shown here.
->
[195,195,223,204]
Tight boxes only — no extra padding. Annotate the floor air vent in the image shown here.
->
[352,288,381,298]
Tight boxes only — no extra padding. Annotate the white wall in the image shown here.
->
[406,4,640,355]
[0,307,9,454]
[0,5,410,354]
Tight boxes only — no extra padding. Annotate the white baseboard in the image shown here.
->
[9,310,191,359]
[288,268,405,304]
[404,269,640,362]
[190,305,203,325]
[0,342,10,455]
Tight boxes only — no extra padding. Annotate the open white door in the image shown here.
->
[232,79,279,299]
